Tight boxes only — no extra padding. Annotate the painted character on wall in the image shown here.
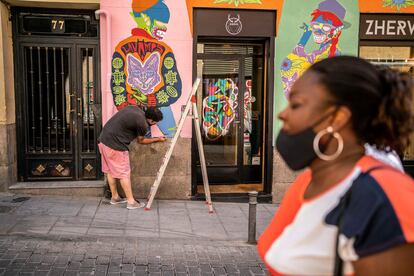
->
[111,0,182,137]
[280,0,349,96]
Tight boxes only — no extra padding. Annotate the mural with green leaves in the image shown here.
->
[383,0,414,11]
[213,0,262,7]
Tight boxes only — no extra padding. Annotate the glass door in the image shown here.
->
[194,43,265,186]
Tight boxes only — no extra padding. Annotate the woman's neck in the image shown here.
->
[304,145,365,199]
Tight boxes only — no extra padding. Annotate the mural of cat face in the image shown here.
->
[126,52,161,95]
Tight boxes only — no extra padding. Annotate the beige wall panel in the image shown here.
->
[5,0,99,9]
[2,3,15,124]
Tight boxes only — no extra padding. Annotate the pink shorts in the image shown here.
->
[98,143,131,179]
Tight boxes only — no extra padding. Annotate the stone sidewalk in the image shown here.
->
[0,193,278,275]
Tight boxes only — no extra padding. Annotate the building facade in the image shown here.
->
[0,0,412,202]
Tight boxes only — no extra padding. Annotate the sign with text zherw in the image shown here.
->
[360,14,414,40]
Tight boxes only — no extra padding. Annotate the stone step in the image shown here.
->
[8,180,105,197]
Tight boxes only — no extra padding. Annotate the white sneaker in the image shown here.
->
[126,201,145,210]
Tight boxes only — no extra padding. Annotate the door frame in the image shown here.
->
[191,38,275,196]
[12,8,102,181]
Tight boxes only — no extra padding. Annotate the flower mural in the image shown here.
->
[383,0,414,10]
[213,0,262,7]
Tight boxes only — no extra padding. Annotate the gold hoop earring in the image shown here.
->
[313,126,344,161]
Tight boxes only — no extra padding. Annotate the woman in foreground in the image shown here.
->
[258,56,414,276]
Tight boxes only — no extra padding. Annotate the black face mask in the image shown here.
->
[276,111,335,171]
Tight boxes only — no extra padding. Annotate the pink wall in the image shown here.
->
[99,0,193,138]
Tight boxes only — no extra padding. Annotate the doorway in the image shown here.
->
[13,9,101,181]
[193,42,270,195]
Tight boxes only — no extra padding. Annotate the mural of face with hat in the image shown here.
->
[279,0,350,96]
[131,0,170,40]
[309,0,348,46]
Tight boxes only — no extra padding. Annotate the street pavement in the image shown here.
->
[0,193,278,276]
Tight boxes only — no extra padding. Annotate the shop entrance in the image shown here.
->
[13,9,101,181]
[193,42,268,195]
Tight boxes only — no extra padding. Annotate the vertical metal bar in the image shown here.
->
[29,47,36,152]
[61,48,66,152]
[91,49,96,152]
[86,48,90,152]
[45,47,51,153]
[37,47,43,152]
[53,47,58,152]
[248,191,258,244]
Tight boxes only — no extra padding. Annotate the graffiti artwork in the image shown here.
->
[280,0,349,96]
[202,79,239,140]
[244,79,255,134]
[383,0,414,10]
[110,0,182,137]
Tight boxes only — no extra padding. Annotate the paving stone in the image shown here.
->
[108,265,121,273]
[238,269,252,276]
[0,260,11,268]
[80,272,93,276]
[19,273,35,276]
[3,269,19,276]
[0,255,16,261]
[66,262,81,271]
[107,273,120,276]
[71,255,85,262]
[224,264,239,274]
[49,268,65,276]
[34,271,50,276]
[81,259,95,268]
[212,267,226,275]
[55,256,70,265]
[97,256,110,265]
[63,271,79,276]
[120,264,133,273]
[161,271,173,276]
[248,267,264,275]
[147,265,161,273]
[199,264,211,273]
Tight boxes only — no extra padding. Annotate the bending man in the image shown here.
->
[98,106,165,209]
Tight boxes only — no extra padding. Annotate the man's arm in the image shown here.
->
[137,136,166,144]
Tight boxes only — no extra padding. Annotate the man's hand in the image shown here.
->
[156,137,167,142]
[137,136,167,144]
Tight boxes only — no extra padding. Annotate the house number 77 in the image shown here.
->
[51,19,65,31]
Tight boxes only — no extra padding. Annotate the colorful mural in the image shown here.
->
[280,0,350,96]
[213,0,262,7]
[383,0,414,10]
[202,78,239,140]
[110,0,182,137]
[273,0,359,143]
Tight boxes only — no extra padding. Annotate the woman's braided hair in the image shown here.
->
[309,56,414,155]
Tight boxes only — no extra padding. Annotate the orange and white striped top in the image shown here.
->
[257,156,414,275]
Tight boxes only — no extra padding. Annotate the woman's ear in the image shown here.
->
[332,106,352,132]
